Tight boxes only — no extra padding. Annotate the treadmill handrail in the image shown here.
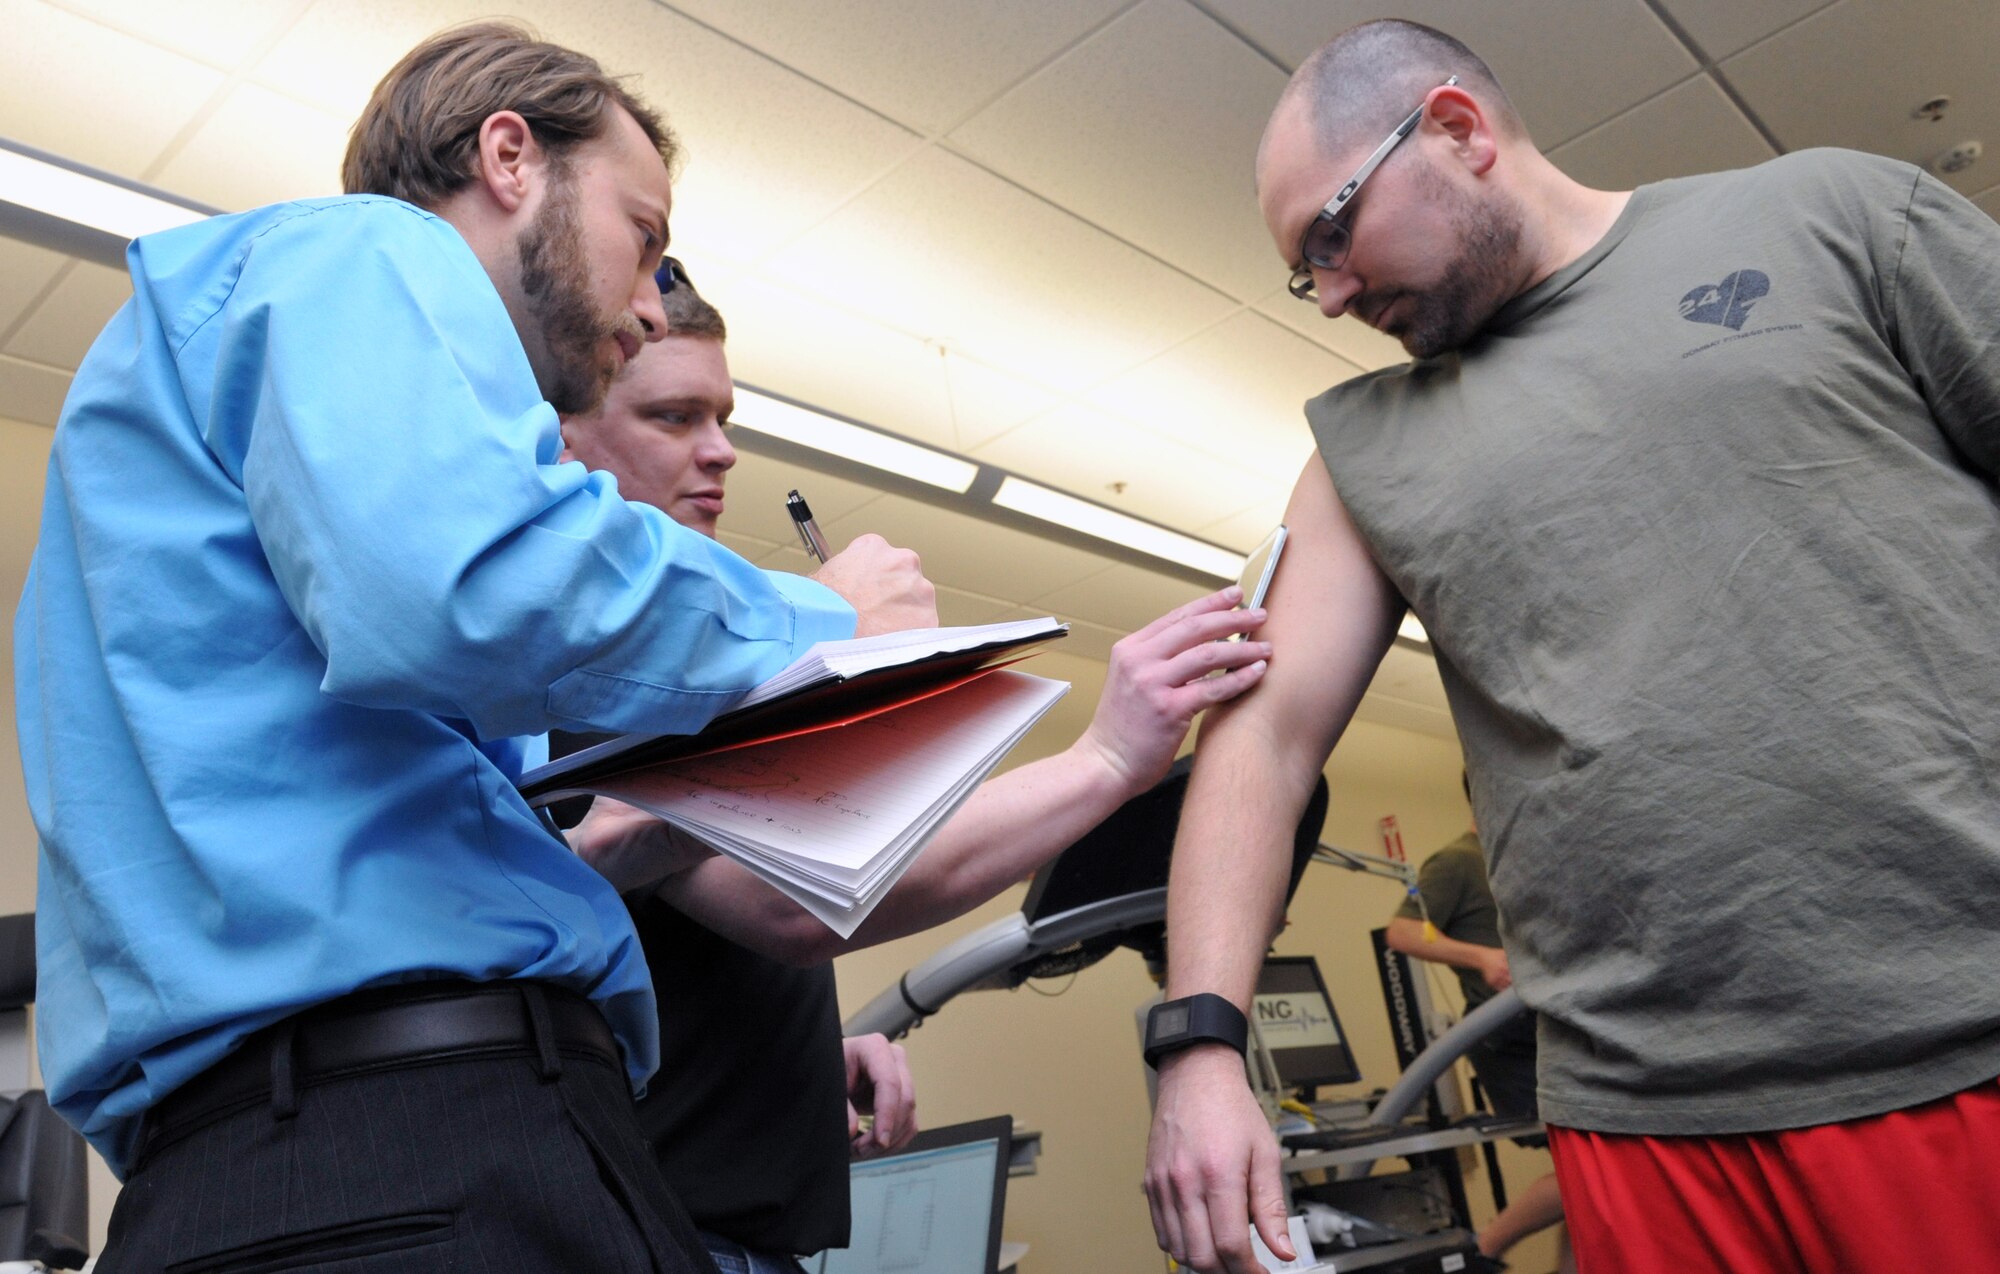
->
[1365,988,1526,1128]
[842,888,1171,1039]
[1327,987,1530,1181]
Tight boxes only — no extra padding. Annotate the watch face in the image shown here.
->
[1154,1005,1190,1039]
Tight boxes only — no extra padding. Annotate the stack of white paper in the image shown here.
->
[732,617,1065,710]
[582,669,1069,937]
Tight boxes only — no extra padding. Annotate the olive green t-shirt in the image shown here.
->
[1394,831,1503,1010]
[1311,150,2000,1137]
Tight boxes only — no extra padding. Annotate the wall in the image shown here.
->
[0,417,47,914]
[0,417,122,1249]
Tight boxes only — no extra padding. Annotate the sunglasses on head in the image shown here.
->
[654,256,689,296]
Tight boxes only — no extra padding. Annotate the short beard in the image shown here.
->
[516,166,620,414]
[1378,167,1524,359]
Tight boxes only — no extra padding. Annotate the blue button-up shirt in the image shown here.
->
[14,196,855,1174]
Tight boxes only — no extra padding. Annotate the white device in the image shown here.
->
[1228,524,1286,640]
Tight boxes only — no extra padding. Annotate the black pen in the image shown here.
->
[786,489,831,564]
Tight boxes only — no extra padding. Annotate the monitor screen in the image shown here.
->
[811,1117,1011,1274]
[1254,955,1362,1090]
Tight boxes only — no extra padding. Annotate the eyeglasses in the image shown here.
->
[1288,76,1458,302]
[654,255,687,296]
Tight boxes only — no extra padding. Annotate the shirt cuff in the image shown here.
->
[766,570,858,651]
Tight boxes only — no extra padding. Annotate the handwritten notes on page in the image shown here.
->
[588,669,1069,936]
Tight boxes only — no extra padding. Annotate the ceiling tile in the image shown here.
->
[1048,620,1121,663]
[1547,75,1776,191]
[250,0,537,118]
[0,355,72,429]
[0,0,225,178]
[1083,309,1346,477]
[249,0,709,120]
[1367,642,1450,712]
[712,446,886,548]
[702,274,1053,457]
[928,350,1064,453]
[1029,560,1213,635]
[764,149,1236,395]
[4,262,130,371]
[1654,0,1835,60]
[658,0,1130,135]
[817,490,1116,603]
[1351,690,1454,739]
[0,240,69,339]
[715,528,781,563]
[48,0,314,70]
[0,419,55,655]
[948,0,1288,303]
[593,8,926,269]
[742,539,1050,634]
[1721,0,2000,200]
[933,586,1018,627]
[1199,489,1294,554]
[973,401,1273,534]
[1199,0,1695,147]
[151,82,350,211]
[1254,292,1406,372]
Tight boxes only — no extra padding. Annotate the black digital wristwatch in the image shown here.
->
[1143,993,1250,1070]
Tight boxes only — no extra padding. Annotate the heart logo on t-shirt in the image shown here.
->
[1678,270,1769,331]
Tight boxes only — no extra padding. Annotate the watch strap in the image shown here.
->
[1144,992,1249,1069]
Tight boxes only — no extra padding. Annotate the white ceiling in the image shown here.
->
[5,0,1997,741]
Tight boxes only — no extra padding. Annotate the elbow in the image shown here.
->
[762,911,846,967]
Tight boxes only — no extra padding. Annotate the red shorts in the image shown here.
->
[1546,1077,2000,1274]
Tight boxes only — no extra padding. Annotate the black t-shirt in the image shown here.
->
[630,895,851,1254]
[546,731,851,1253]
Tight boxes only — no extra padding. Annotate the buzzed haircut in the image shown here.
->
[343,21,677,209]
[1284,20,1524,159]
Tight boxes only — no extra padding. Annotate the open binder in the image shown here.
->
[522,618,1070,936]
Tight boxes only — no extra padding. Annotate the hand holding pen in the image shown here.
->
[785,487,938,636]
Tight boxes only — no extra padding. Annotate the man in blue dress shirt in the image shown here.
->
[13,21,932,1273]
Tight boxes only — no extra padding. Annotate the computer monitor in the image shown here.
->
[1254,955,1362,1091]
[808,1116,1013,1274]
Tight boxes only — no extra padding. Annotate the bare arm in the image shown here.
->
[1145,458,1403,1274]
[1384,916,1511,991]
[645,587,1273,964]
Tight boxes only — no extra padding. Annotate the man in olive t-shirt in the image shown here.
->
[1147,18,2000,1274]
[1387,827,1567,1269]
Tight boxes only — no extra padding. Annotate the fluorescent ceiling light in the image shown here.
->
[732,387,978,493]
[1398,613,1430,646]
[991,477,1246,581]
[0,145,207,241]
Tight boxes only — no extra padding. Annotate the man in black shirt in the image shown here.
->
[560,269,1272,1272]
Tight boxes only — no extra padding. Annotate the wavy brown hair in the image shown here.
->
[342,21,676,209]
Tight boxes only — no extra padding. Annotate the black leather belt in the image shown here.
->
[137,980,619,1164]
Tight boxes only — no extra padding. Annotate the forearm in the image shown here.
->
[841,741,1135,943]
[652,741,1139,964]
[1384,917,1496,973]
[1161,704,1320,1007]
